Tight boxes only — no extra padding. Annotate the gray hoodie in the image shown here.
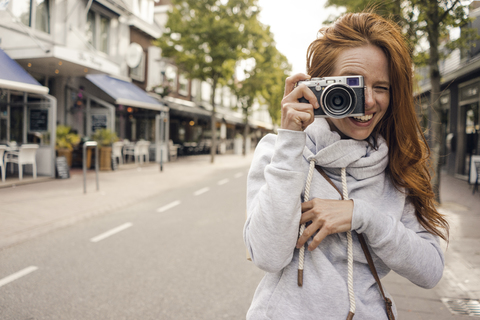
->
[244,118,444,320]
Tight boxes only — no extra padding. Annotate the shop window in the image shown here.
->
[0,92,8,143]
[460,81,479,102]
[85,10,110,54]
[11,0,50,34]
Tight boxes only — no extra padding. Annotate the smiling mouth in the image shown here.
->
[352,114,374,123]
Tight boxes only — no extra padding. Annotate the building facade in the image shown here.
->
[415,3,480,184]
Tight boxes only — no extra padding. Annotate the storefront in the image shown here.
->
[0,48,56,178]
[457,78,480,177]
[77,74,169,161]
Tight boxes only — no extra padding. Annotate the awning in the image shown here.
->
[86,74,167,111]
[0,48,49,95]
[164,96,212,120]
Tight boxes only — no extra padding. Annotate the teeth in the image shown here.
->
[353,114,373,122]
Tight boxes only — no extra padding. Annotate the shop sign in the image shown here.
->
[29,109,49,132]
[55,157,70,179]
[91,114,107,133]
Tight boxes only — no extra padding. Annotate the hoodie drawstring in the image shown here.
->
[298,163,356,319]
[342,167,356,319]
[297,159,316,286]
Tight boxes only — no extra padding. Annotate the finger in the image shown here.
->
[301,201,314,213]
[308,227,330,251]
[284,73,311,97]
[281,104,314,131]
[296,220,321,249]
[299,209,314,225]
[283,84,320,110]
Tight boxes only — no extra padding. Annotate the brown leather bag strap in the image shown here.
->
[358,234,395,320]
[315,166,395,320]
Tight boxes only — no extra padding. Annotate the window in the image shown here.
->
[165,64,177,92]
[130,52,146,82]
[11,0,50,33]
[99,16,109,53]
[85,10,111,54]
[86,11,96,48]
[178,74,189,96]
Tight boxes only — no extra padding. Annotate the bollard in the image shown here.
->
[160,149,163,172]
[83,141,99,194]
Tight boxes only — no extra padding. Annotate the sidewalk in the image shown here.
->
[1,156,479,318]
[0,153,255,250]
[384,171,480,319]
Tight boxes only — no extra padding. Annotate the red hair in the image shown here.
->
[306,12,449,241]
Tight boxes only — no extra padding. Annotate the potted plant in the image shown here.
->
[56,125,81,167]
[92,128,118,171]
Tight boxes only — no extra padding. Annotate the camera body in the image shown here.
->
[298,76,365,118]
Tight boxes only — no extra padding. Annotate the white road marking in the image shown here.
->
[157,200,181,213]
[90,222,133,243]
[218,179,229,185]
[0,266,38,288]
[194,187,210,196]
[234,172,243,178]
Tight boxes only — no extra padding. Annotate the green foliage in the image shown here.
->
[56,125,80,151]
[155,0,259,85]
[229,20,291,125]
[92,128,118,147]
[324,0,476,68]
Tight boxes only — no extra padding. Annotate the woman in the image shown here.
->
[243,12,449,320]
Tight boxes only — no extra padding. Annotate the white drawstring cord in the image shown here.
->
[298,164,356,318]
[342,167,356,317]
[298,159,316,286]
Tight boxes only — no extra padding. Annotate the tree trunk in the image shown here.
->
[427,4,442,203]
[243,111,249,156]
[210,77,218,164]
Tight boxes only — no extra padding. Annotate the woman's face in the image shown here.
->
[326,44,390,140]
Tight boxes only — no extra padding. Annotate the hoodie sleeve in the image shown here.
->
[351,196,445,289]
[243,130,307,273]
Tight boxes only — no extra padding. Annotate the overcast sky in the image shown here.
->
[257,0,344,75]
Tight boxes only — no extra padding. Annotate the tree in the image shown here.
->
[230,23,290,155]
[325,0,475,203]
[155,0,260,163]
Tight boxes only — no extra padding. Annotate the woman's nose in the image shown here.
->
[364,87,375,109]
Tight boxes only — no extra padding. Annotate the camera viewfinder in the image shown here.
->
[346,77,359,86]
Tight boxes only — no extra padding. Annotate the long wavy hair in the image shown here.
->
[306,12,449,241]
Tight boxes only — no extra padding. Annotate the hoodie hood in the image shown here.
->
[302,118,389,180]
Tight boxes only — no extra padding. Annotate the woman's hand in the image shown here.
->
[296,199,354,251]
[281,73,320,131]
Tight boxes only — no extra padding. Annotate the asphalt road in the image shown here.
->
[0,164,264,320]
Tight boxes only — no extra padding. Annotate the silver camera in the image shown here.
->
[298,76,365,118]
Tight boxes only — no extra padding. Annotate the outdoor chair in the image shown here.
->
[139,141,150,163]
[5,144,39,180]
[112,141,124,166]
[124,141,143,165]
[473,161,480,195]
[169,140,179,161]
[0,145,7,182]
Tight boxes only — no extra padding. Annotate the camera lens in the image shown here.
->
[321,84,356,118]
